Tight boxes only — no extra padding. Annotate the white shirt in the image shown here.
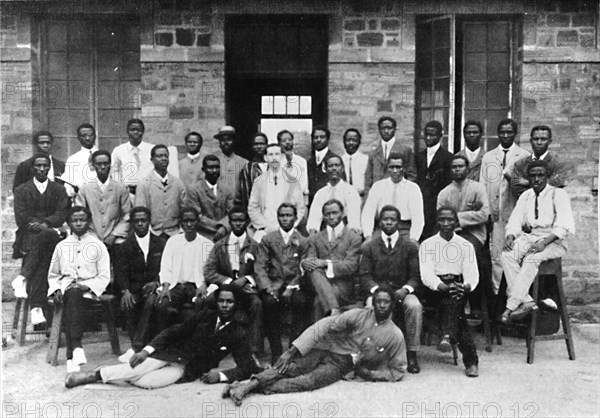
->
[426,143,441,167]
[361,177,424,241]
[419,233,479,291]
[282,153,309,195]
[97,177,110,193]
[64,146,98,196]
[341,151,368,195]
[33,177,48,194]
[382,137,396,160]
[532,151,549,161]
[307,180,362,233]
[160,233,214,289]
[205,181,218,197]
[187,153,201,161]
[135,232,150,261]
[315,147,329,166]
[111,141,154,185]
[381,230,399,249]
[464,147,481,164]
[153,170,169,185]
[228,232,247,272]
[263,168,286,226]
[280,228,295,245]
[325,223,345,278]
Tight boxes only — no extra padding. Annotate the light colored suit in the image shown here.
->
[135,172,186,237]
[456,148,485,182]
[187,178,233,239]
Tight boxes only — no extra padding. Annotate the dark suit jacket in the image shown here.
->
[113,232,165,295]
[204,233,259,287]
[234,160,264,208]
[415,146,454,237]
[255,229,308,293]
[13,180,69,254]
[364,140,417,194]
[510,151,568,199]
[359,235,421,294]
[149,310,261,382]
[306,227,361,286]
[307,149,341,204]
[456,148,485,182]
[13,155,66,192]
[187,177,233,239]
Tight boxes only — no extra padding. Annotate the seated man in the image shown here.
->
[306,155,362,235]
[204,207,263,362]
[65,285,262,389]
[48,206,110,373]
[500,160,575,322]
[13,153,70,326]
[114,206,165,362]
[360,205,423,374]
[419,207,480,377]
[156,207,214,332]
[223,286,407,406]
[255,203,311,364]
[301,199,361,319]
[187,155,233,241]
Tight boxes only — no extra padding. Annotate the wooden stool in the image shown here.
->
[46,293,121,366]
[493,258,575,364]
[11,298,49,345]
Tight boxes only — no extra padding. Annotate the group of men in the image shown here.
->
[11,114,574,401]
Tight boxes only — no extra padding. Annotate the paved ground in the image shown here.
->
[2,301,599,418]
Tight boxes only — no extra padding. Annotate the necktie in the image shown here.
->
[162,179,168,187]
[212,185,217,198]
[330,184,336,200]
[330,227,336,242]
[274,174,278,186]
[348,156,353,185]
[88,150,93,164]
[133,147,141,168]
[534,192,539,219]
[502,149,509,168]
[384,144,388,160]
[392,183,398,205]
[387,237,392,252]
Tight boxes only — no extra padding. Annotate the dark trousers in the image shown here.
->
[20,228,62,308]
[309,270,353,320]
[421,288,479,368]
[458,231,493,312]
[123,291,158,352]
[63,287,88,360]
[260,287,313,361]
[254,349,353,394]
[156,282,197,332]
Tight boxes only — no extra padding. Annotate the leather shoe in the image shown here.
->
[539,298,558,311]
[465,364,479,377]
[65,371,98,388]
[437,335,452,353]
[407,357,421,374]
[509,301,538,322]
[498,309,511,325]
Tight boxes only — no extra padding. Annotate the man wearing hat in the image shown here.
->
[214,126,248,199]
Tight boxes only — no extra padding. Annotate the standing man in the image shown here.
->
[364,116,417,196]
[510,125,569,199]
[114,206,165,363]
[111,119,154,195]
[255,203,311,364]
[415,120,454,241]
[135,145,186,244]
[455,121,485,182]
[248,144,305,242]
[480,119,529,294]
[307,125,339,205]
[278,130,309,204]
[187,155,233,241]
[419,207,480,377]
[75,150,131,249]
[360,206,423,374]
[301,199,361,319]
[340,128,369,199]
[500,161,575,323]
[63,123,98,197]
[48,206,110,373]
[178,131,204,189]
[235,133,268,208]
[13,131,65,191]
[307,155,362,235]
[213,126,248,199]
[12,154,69,325]
[155,207,214,332]
[362,152,424,242]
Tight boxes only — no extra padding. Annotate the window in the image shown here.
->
[260,95,313,149]
[415,16,519,153]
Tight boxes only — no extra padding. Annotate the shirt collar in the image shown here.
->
[187,153,201,161]
[315,147,329,162]
[382,137,396,149]
[381,230,399,245]
[154,170,169,183]
[464,147,480,162]
[501,142,516,152]
[427,142,441,155]
[97,177,111,189]
[280,228,295,242]
[127,142,144,152]
[33,177,48,187]
[206,180,217,189]
[229,232,247,245]
[327,222,344,238]
[532,151,549,161]
[135,231,150,244]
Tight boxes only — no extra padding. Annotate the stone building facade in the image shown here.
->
[1,0,599,315]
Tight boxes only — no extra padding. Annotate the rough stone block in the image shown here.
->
[196,34,211,47]
[368,19,378,30]
[171,75,195,89]
[381,19,400,31]
[580,34,594,48]
[361,82,386,96]
[377,100,392,112]
[537,32,555,47]
[169,106,194,119]
[344,35,355,48]
[357,32,384,47]
[155,32,174,47]
[556,30,579,46]
[176,29,195,46]
[571,14,596,27]
[344,19,365,31]
[546,14,570,27]
[142,105,168,118]
[552,78,571,91]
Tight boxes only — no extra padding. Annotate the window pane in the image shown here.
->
[70,82,92,108]
[98,82,119,109]
[417,51,432,79]
[488,23,509,52]
[464,82,486,109]
[299,96,311,115]
[433,19,450,48]
[47,53,68,80]
[433,49,450,77]
[487,82,509,109]
[274,96,286,114]
[488,53,510,81]
[97,54,121,81]
[464,53,487,80]
[286,96,299,115]
[463,23,487,52]
[261,96,273,115]
[121,81,141,108]
[47,23,67,51]
[68,23,91,52]
[434,78,449,107]
[260,118,313,157]
[69,53,90,82]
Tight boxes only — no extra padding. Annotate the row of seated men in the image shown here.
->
[11,116,573,390]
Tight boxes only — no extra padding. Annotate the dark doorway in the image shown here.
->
[225,15,328,160]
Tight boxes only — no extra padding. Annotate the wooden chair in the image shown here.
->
[493,258,575,364]
[46,293,121,366]
[11,298,50,345]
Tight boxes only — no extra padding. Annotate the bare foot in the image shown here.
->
[221,381,239,399]
[228,384,247,407]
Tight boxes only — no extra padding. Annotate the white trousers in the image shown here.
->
[490,219,507,294]
[500,234,566,311]
[100,357,185,389]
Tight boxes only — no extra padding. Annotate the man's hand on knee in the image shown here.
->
[130,350,149,369]
[201,370,221,384]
